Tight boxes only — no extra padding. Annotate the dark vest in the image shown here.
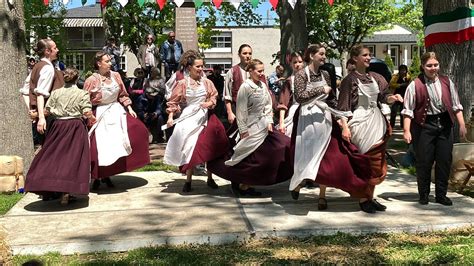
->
[413,75,455,125]
[29,61,64,109]
[231,64,244,103]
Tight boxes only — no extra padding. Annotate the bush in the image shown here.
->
[384,54,395,72]
[409,54,421,78]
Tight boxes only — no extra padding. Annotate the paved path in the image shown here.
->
[2,165,473,255]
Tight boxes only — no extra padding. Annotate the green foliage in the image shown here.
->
[393,0,424,45]
[24,0,67,55]
[103,0,175,55]
[198,2,262,27]
[409,53,421,78]
[384,53,395,71]
[0,193,24,215]
[134,160,178,172]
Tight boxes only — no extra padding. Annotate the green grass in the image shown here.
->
[402,166,417,176]
[134,160,178,172]
[0,193,24,215]
[12,227,474,265]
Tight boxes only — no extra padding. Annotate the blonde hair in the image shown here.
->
[245,59,264,72]
[420,52,438,72]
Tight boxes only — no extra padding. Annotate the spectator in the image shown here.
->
[160,31,183,80]
[389,64,411,128]
[207,65,225,119]
[137,34,161,78]
[102,37,121,71]
[128,67,146,109]
[267,64,285,97]
[137,68,166,144]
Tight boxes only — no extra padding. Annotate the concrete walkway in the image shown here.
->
[1,165,473,255]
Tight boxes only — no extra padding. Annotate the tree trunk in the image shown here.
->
[423,0,473,126]
[277,0,308,76]
[339,50,349,77]
[0,1,34,169]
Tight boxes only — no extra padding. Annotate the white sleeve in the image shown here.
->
[165,73,177,100]
[33,65,54,97]
[235,84,249,133]
[19,73,31,95]
[401,81,416,118]
[223,69,233,102]
[449,79,463,112]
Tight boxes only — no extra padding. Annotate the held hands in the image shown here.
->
[278,123,286,134]
[268,124,273,132]
[167,117,174,128]
[341,127,351,142]
[240,131,249,139]
[201,101,213,109]
[403,130,412,144]
[128,106,137,118]
[37,117,46,134]
[389,94,404,103]
[227,112,236,124]
[323,85,332,94]
[28,110,38,121]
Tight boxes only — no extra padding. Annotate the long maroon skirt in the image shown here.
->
[207,128,293,186]
[25,119,90,195]
[90,113,150,179]
[290,107,373,198]
[179,114,229,173]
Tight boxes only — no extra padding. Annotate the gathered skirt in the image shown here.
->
[25,119,91,195]
[179,113,229,173]
[290,109,373,198]
[90,113,150,179]
[207,126,293,186]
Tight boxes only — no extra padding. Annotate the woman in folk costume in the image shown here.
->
[277,51,305,136]
[338,44,403,213]
[84,51,150,190]
[402,52,466,206]
[289,44,374,212]
[207,59,293,196]
[163,51,228,192]
[26,67,96,205]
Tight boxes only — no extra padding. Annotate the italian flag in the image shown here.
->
[424,7,474,47]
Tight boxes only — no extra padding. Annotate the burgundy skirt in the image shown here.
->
[179,114,229,173]
[90,113,150,179]
[207,126,293,186]
[25,119,90,195]
[290,107,373,198]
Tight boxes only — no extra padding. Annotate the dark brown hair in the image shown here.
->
[304,43,324,63]
[63,67,79,84]
[33,39,52,58]
[238,44,252,55]
[245,59,264,72]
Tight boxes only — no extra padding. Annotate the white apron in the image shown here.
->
[348,77,387,154]
[225,80,272,166]
[289,67,333,191]
[163,78,208,166]
[282,75,299,137]
[93,75,132,166]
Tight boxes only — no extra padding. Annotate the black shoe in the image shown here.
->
[371,199,387,211]
[239,187,262,196]
[305,181,318,188]
[231,182,240,195]
[92,179,101,190]
[207,179,219,189]
[290,190,300,200]
[419,194,429,205]
[101,177,115,188]
[182,182,192,192]
[435,196,453,206]
[318,198,328,210]
[42,192,61,201]
[359,200,376,213]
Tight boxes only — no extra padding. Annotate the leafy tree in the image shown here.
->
[24,0,67,55]
[103,0,175,55]
[384,54,395,71]
[409,53,420,77]
[393,0,423,45]
[306,0,400,75]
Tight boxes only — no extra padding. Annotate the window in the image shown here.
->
[120,55,127,72]
[205,59,233,73]
[389,45,400,67]
[211,32,232,48]
[63,53,85,71]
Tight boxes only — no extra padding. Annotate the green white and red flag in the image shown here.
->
[424,7,474,47]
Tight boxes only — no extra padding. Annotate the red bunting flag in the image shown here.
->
[43,0,48,5]
[156,0,166,9]
[213,0,222,8]
[328,0,334,5]
[100,0,107,7]
[269,0,278,9]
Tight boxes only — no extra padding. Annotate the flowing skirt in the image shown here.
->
[90,113,150,179]
[179,113,229,173]
[207,128,293,186]
[26,119,90,195]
